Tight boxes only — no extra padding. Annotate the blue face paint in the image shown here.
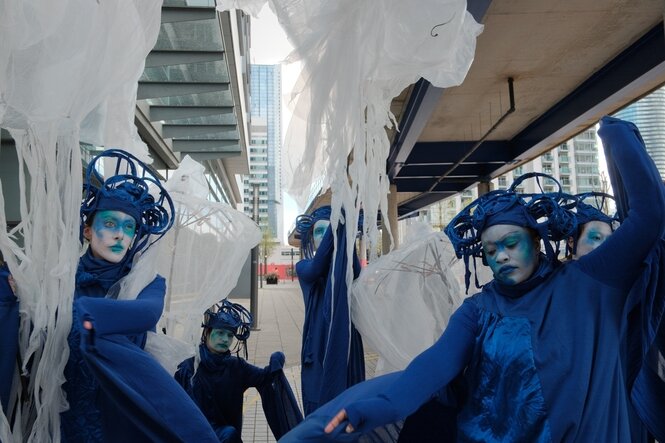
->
[207,328,235,353]
[481,225,539,285]
[87,210,137,263]
[312,220,330,251]
[574,220,613,258]
[93,211,137,238]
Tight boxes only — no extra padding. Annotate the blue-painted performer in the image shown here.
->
[175,300,302,442]
[295,206,365,416]
[60,149,218,442]
[278,116,665,442]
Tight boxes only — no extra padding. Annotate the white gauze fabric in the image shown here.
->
[351,229,466,376]
[218,0,483,339]
[0,1,162,441]
[146,156,262,372]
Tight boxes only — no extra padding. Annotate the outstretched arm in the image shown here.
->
[579,117,665,290]
[326,299,477,434]
[77,276,166,336]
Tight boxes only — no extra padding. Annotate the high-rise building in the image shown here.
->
[613,86,665,179]
[419,127,605,230]
[244,64,283,241]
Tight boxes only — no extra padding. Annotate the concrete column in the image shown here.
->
[477,180,492,196]
[381,184,399,254]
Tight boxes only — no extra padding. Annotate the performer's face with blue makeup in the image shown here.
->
[481,224,540,285]
[573,220,613,259]
[84,210,137,263]
[312,220,330,250]
[207,328,235,354]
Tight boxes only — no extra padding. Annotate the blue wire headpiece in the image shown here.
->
[445,172,577,292]
[573,192,618,227]
[296,206,333,259]
[565,191,619,257]
[80,149,174,267]
[202,299,253,356]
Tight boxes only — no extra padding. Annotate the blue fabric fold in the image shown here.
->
[296,221,365,415]
[602,115,665,442]
[0,263,18,413]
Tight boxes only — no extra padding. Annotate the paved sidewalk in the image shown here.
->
[231,280,379,442]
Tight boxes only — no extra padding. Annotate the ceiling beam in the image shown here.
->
[149,105,234,121]
[172,139,240,153]
[162,124,236,138]
[145,50,224,68]
[161,6,216,23]
[137,81,229,99]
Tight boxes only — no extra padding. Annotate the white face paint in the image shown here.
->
[312,219,330,250]
[84,210,137,263]
[573,220,613,259]
[481,224,540,285]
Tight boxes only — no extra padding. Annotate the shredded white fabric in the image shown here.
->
[150,156,262,371]
[351,227,466,375]
[217,0,482,374]
[0,1,162,440]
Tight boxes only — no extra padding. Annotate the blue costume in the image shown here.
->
[60,149,218,442]
[0,263,18,413]
[281,117,665,442]
[175,300,302,442]
[603,118,665,443]
[296,207,365,415]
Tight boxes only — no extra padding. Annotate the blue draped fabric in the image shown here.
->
[61,250,218,442]
[175,345,301,441]
[0,263,18,413]
[602,115,665,442]
[282,116,665,442]
[296,221,365,415]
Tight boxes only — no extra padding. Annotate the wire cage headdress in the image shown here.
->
[566,191,619,256]
[445,172,577,291]
[295,206,364,259]
[295,206,333,259]
[202,299,253,357]
[80,149,174,268]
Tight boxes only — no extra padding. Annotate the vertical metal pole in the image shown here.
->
[250,184,259,329]
[259,243,263,289]
[290,248,294,281]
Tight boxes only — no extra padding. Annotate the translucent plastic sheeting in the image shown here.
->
[351,229,468,375]
[150,156,262,369]
[0,1,162,441]
[218,0,483,312]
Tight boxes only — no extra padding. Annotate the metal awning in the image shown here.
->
[138,1,244,163]
[388,0,665,217]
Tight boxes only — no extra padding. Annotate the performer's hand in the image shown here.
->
[83,320,93,330]
[324,409,354,434]
[7,274,16,294]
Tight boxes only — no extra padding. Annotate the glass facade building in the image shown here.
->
[613,86,665,179]
[244,64,283,240]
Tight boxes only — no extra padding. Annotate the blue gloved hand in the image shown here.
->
[269,351,285,372]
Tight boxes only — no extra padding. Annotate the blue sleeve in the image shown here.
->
[296,227,334,282]
[343,299,478,433]
[0,264,18,412]
[579,117,665,290]
[75,276,166,336]
[243,351,285,389]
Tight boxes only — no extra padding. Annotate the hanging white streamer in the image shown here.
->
[0,1,162,440]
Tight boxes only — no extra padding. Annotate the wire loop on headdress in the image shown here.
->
[202,299,253,357]
[80,149,174,265]
[445,172,578,292]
